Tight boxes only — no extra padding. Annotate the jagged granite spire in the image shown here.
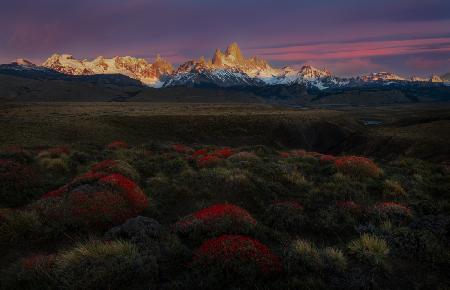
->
[225,42,244,61]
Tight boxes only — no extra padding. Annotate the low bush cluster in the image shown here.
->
[334,156,383,179]
[347,234,390,269]
[283,239,347,286]
[191,235,282,286]
[1,143,449,289]
[174,204,257,239]
[309,201,366,236]
[372,201,413,225]
[37,146,71,174]
[189,147,234,168]
[1,240,156,290]
[264,200,304,232]
[34,170,148,230]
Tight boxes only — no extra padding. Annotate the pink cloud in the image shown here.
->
[247,37,450,62]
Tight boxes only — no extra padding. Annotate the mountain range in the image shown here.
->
[7,42,450,89]
[1,42,449,104]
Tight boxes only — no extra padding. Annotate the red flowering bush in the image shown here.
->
[37,172,148,229]
[174,204,257,238]
[0,159,40,206]
[192,148,209,158]
[190,147,234,168]
[192,235,282,284]
[106,140,129,150]
[334,156,382,179]
[320,154,336,164]
[214,147,234,158]
[196,154,222,168]
[372,202,413,225]
[265,201,305,232]
[191,147,233,168]
[90,160,140,181]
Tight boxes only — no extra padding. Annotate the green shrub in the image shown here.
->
[310,173,369,204]
[264,201,304,232]
[159,157,190,175]
[309,202,364,237]
[348,234,389,268]
[383,179,406,198]
[40,158,70,174]
[284,241,347,276]
[284,240,323,275]
[387,227,450,267]
[228,151,260,162]
[37,150,70,175]
[0,209,45,244]
[283,170,311,189]
[54,240,157,289]
[198,168,251,192]
[321,247,347,274]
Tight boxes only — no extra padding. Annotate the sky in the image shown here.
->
[1,0,450,77]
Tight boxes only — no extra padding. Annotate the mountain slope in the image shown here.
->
[0,62,143,101]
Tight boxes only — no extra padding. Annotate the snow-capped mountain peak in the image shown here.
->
[210,42,271,72]
[430,75,444,83]
[165,43,344,89]
[298,65,332,79]
[12,58,36,67]
[359,72,405,82]
[42,54,173,86]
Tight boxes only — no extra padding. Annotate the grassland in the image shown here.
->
[0,102,449,289]
[1,102,449,161]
